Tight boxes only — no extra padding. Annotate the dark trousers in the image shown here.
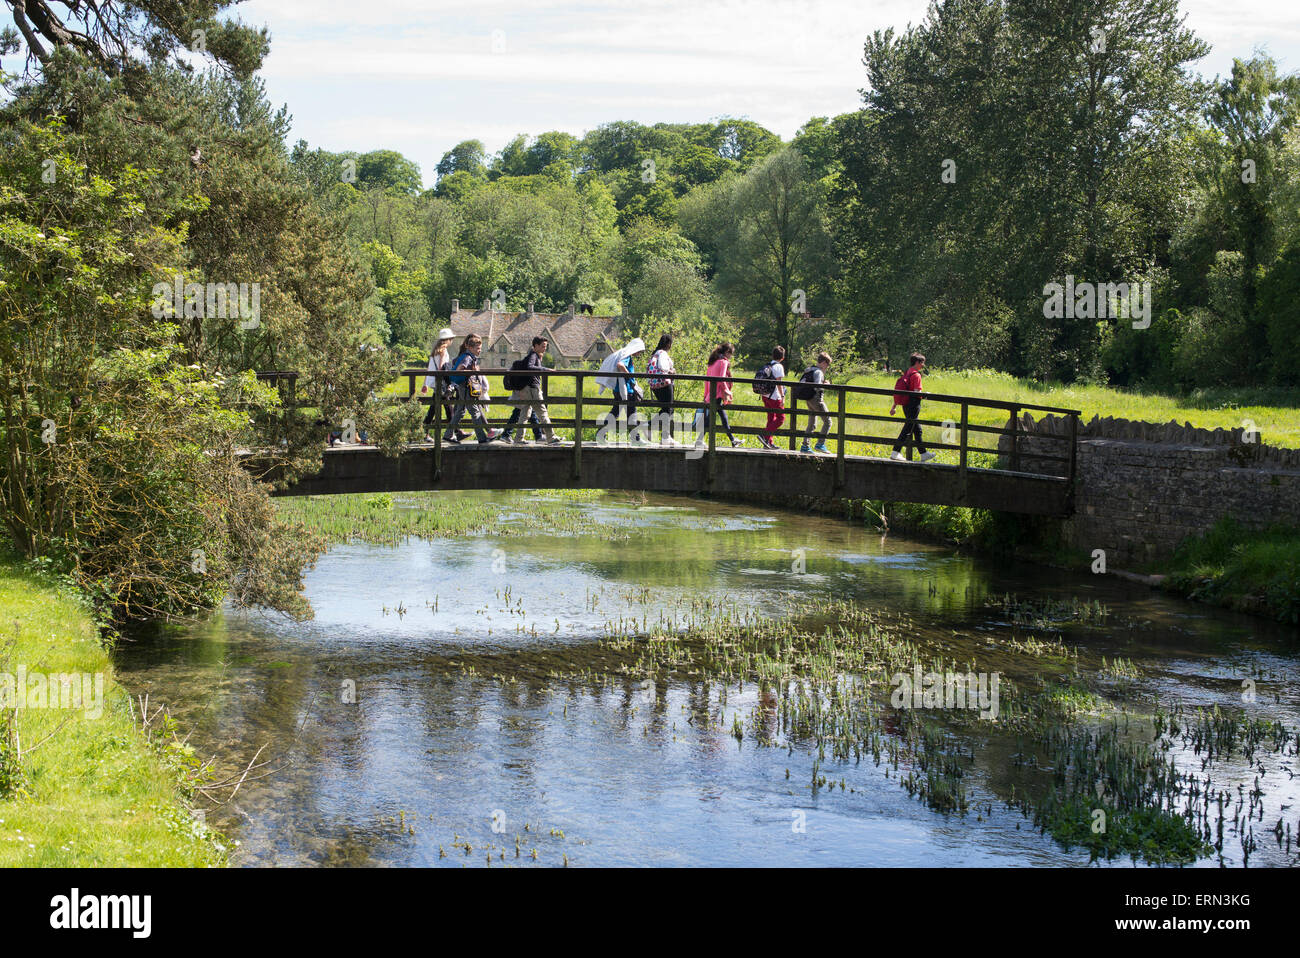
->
[893,398,926,454]
[608,397,641,428]
[423,396,454,427]
[652,384,674,437]
[704,404,736,442]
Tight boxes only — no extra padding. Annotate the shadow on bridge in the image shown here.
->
[268,441,1073,516]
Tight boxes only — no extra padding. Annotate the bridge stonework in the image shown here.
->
[1010,415,1300,566]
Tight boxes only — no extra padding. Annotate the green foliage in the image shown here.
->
[1,0,269,81]
[834,0,1210,381]
[682,146,833,354]
[1164,517,1300,623]
[0,56,361,621]
[1257,243,1300,385]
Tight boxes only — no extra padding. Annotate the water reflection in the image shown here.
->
[114,492,1299,867]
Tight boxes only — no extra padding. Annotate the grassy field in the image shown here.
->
[0,554,225,866]
[384,365,1300,456]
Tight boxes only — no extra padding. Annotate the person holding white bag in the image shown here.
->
[594,337,645,444]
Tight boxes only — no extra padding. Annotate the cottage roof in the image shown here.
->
[447,306,622,359]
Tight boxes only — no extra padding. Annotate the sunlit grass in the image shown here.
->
[0,554,225,866]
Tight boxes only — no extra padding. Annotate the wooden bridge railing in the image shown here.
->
[389,366,1081,492]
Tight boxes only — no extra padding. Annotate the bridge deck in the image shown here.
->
[263,441,1072,516]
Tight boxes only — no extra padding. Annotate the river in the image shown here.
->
[113,491,1300,867]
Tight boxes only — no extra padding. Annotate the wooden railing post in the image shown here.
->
[835,386,846,486]
[572,373,583,480]
[788,381,797,451]
[1008,405,1021,472]
[958,401,969,498]
[707,394,718,483]
[433,372,442,479]
[1067,411,1079,487]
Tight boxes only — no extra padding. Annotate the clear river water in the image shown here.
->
[113,491,1300,867]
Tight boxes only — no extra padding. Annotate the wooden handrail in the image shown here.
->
[275,365,1081,481]
[399,367,1082,417]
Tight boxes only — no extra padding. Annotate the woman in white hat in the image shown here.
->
[422,327,464,441]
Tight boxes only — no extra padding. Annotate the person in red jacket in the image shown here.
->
[890,352,936,462]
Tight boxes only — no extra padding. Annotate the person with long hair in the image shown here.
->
[645,333,678,445]
[421,327,466,442]
[701,341,741,447]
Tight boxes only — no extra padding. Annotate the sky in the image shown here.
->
[234,0,1300,189]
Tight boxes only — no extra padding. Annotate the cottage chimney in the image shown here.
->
[568,301,577,316]
[451,298,459,314]
[482,298,491,312]
[526,302,535,316]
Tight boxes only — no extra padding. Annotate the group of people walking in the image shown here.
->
[418,330,936,460]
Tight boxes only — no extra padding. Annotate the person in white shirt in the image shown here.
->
[758,345,787,449]
[645,334,678,444]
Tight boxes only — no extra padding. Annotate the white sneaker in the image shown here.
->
[661,436,680,446]
[890,452,906,461]
[919,451,937,462]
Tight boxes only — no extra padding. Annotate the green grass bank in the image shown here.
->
[0,554,226,866]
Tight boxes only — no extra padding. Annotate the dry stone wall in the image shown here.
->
[1010,414,1300,566]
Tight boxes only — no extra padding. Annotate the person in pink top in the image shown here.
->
[701,341,742,447]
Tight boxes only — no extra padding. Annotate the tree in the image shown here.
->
[436,139,488,179]
[1,0,268,80]
[834,0,1208,379]
[686,147,832,350]
[1204,56,1300,334]
[357,149,423,194]
[0,114,320,620]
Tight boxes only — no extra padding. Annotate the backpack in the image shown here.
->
[893,369,918,405]
[792,366,819,401]
[503,357,530,392]
[468,374,489,400]
[752,362,777,397]
[449,352,475,386]
[646,350,669,390]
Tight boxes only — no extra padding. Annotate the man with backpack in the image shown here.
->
[504,336,558,445]
[753,345,786,449]
[890,352,936,462]
[794,352,832,454]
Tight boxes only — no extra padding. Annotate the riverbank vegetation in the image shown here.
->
[1162,519,1300,624]
[0,553,225,865]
